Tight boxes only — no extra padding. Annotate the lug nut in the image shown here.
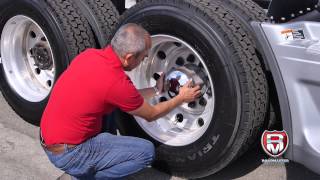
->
[176,113,184,123]
[198,118,204,127]
[199,97,207,106]
[188,101,196,108]
[187,54,195,63]
[176,57,185,66]
[157,51,166,60]
[159,96,167,102]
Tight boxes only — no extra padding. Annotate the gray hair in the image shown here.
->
[111,23,149,58]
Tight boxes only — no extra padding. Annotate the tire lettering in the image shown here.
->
[187,153,197,160]
[187,134,220,161]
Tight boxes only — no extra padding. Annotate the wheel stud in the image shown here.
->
[188,101,196,108]
[157,51,166,60]
[198,118,204,127]
[176,57,185,66]
[175,113,184,123]
[187,54,195,63]
[159,96,167,102]
[199,97,207,106]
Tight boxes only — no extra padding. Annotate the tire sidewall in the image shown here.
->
[0,0,69,124]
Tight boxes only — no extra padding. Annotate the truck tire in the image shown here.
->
[116,0,268,178]
[0,0,96,124]
[84,0,119,47]
[217,0,279,130]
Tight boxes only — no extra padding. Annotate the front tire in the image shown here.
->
[116,0,268,178]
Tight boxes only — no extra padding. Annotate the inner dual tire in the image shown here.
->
[115,0,268,178]
[0,0,118,124]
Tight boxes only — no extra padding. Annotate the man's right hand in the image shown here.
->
[129,80,202,122]
[176,80,201,103]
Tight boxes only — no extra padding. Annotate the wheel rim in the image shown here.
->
[127,35,215,146]
[0,15,55,102]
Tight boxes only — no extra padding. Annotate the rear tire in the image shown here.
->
[116,0,268,178]
[0,0,96,124]
[84,0,119,47]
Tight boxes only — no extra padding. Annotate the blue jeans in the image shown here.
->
[43,133,155,180]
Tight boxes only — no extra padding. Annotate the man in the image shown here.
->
[40,23,201,180]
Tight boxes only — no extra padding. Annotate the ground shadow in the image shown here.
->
[201,143,266,180]
[286,162,320,180]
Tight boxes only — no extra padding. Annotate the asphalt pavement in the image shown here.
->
[0,93,320,180]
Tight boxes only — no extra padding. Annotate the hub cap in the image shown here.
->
[127,35,215,146]
[0,15,55,102]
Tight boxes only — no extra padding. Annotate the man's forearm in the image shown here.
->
[147,96,183,122]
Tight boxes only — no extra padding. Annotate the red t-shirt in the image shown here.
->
[40,46,144,145]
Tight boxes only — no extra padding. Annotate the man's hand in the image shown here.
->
[155,72,165,93]
[130,79,202,122]
[176,80,201,103]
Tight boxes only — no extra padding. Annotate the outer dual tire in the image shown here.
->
[116,0,268,178]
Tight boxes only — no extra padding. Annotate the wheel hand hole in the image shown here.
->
[157,51,166,60]
[47,80,52,87]
[35,68,41,75]
[198,118,204,127]
[187,54,195,63]
[41,37,47,42]
[176,57,185,66]
[30,31,36,38]
[174,42,182,47]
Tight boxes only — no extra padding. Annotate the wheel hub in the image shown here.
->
[165,64,208,98]
[31,43,53,70]
[0,15,55,102]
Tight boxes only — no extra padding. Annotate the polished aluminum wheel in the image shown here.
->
[0,15,55,102]
[127,35,215,146]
